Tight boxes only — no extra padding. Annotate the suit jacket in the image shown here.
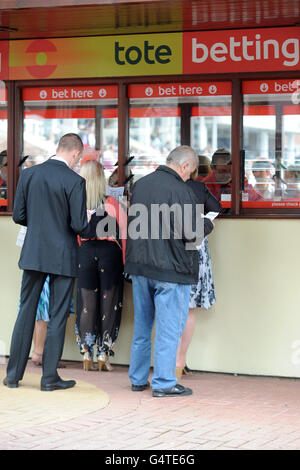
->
[13,159,88,277]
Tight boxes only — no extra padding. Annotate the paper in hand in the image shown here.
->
[205,212,219,221]
[200,211,219,221]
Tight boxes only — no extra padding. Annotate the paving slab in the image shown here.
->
[1,360,300,450]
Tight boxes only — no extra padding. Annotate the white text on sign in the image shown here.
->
[51,89,95,99]
[158,85,203,96]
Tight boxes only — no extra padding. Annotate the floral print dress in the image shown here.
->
[189,237,216,310]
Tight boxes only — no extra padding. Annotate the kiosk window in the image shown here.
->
[128,82,232,196]
[22,86,118,179]
[243,79,300,209]
[0,81,8,213]
[129,84,181,181]
[190,82,232,211]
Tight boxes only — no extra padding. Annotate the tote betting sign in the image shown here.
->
[5,26,300,80]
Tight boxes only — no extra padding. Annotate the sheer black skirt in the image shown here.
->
[75,239,124,358]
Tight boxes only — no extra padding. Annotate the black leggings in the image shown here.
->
[75,240,124,357]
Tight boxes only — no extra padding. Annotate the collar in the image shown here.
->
[51,156,69,167]
[156,165,184,182]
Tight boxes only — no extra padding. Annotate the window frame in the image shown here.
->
[1,70,300,218]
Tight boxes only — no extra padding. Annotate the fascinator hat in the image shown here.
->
[80,153,99,167]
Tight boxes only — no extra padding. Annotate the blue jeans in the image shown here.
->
[129,275,191,390]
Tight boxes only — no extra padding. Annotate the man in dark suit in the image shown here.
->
[4,133,89,391]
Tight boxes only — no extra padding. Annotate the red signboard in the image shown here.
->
[22,86,118,101]
[24,109,96,119]
[130,107,180,118]
[243,105,300,116]
[243,79,300,95]
[23,107,180,119]
[183,27,300,74]
[129,82,231,99]
[192,106,231,117]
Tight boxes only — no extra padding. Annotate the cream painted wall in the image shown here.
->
[1,216,300,378]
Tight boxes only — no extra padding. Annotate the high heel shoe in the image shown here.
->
[83,351,93,371]
[98,352,114,372]
[175,367,184,381]
[183,364,193,375]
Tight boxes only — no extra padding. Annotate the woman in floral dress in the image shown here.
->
[175,164,222,380]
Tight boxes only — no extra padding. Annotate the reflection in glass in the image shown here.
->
[23,91,118,182]
[283,165,300,199]
[282,113,300,200]
[129,110,180,180]
[200,148,232,201]
[243,86,300,205]
[251,159,275,200]
[191,94,232,208]
[0,81,7,212]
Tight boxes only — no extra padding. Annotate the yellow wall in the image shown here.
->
[1,216,300,378]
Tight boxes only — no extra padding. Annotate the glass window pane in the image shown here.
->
[243,79,300,209]
[129,81,232,202]
[129,85,181,181]
[22,86,118,179]
[282,105,300,200]
[0,81,8,212]
[190,82,232,212]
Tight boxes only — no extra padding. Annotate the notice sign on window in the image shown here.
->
[243,79,300,95]
[129,82,231,99]
[22,86,118,102]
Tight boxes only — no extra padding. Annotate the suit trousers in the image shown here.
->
[6,270,74,385]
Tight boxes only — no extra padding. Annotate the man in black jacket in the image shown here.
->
[4,133,88,391]
[125,145,214,397]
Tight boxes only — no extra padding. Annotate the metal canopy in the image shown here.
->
[0,0,299,40]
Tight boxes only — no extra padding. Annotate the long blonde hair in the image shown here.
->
[80,160,106,210]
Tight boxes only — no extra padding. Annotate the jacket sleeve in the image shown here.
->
[203,185,222,237]
[204,218,214,237]
[69,178,89,235]
[203,185,222,214]
[12,172,27,226]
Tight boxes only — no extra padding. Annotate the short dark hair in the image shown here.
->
[57,133,83,153]
[211,148,231,166]
[198,154,211,177]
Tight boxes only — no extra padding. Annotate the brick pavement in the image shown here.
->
[1,359,300,450]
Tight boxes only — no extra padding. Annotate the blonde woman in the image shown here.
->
[75,156,126,372]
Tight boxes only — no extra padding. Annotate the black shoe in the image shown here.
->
[131,381,150,392]
[40,379,76,391]
[3,377,19,388]
[152,383,193,397]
